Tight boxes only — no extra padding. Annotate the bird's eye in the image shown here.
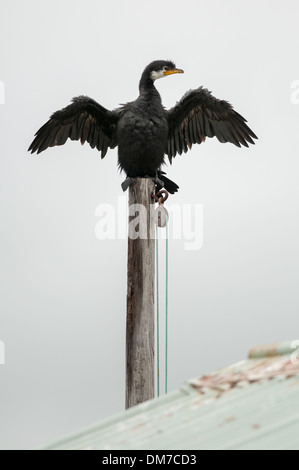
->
[164,66,170,71]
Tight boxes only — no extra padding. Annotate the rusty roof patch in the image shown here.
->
[189,357,299,394]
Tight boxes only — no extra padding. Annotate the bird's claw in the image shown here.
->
[121,177,137,192]
[151,175,164,189]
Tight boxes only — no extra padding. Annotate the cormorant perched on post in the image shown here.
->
[28,60,257,193]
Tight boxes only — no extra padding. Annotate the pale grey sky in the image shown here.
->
[1,0,299,449]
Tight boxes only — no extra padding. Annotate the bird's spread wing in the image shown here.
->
[28,96,119,158]
[166,87,257,161]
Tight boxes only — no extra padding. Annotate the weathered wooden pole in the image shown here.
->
[126,178,155,409]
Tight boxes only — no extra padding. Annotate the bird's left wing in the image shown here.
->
[166,87,257,161]
[28,96,119,158]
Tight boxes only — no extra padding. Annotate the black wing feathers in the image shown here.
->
[167,87,257,161]
[28,96,118,158]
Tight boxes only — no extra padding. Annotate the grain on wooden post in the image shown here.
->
[126,178,155,409]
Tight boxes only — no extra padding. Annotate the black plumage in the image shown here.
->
[28,60,257,193]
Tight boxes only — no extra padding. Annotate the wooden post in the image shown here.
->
[126,178,155,409]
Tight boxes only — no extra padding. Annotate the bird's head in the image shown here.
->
[148,60,184,81]
[139,60,184,91]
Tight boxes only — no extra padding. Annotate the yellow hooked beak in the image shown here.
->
[163,68,184,76]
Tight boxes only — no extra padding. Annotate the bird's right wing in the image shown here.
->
[28,96,119,158]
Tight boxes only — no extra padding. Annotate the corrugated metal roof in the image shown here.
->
[45,341,299,450]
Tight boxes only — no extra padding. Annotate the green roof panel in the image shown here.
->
[44,341,299,451]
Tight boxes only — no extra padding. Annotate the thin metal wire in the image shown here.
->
[165,215,169,394]
[155,225,160,397]
[155,215,169,397]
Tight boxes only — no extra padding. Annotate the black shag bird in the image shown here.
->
[28,60,257,193]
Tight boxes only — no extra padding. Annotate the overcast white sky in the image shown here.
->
[1,0,299,450]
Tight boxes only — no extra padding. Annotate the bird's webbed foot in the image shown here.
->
[150,174,164,191]
[121,176,138,192]
[153,175,164,191]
